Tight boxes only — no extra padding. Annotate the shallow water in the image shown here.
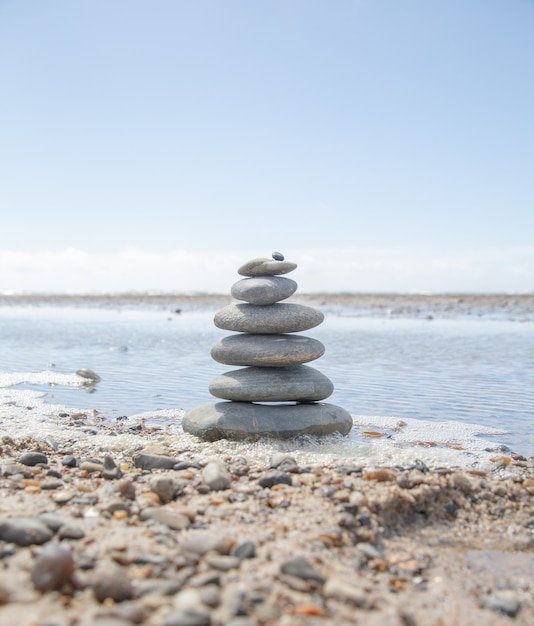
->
[0,304,533,458]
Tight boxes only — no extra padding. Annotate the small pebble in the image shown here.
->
[272,251,285,261]
[280,556,326,584]
[258,472,292,489]
[91,562,133,603]
[31,543,75,591]
[19,451,48,466]
[103,455,122,480]
[133,452,179,470]
[481,594,521,617]
[202,460,232,491]
[0,517,54,546]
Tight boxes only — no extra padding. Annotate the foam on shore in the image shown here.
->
[0,370,514,471]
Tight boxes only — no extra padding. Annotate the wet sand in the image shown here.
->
[0,427,533,626]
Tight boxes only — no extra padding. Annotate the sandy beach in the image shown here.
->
[1,293,533,625]
[0,425,533,626]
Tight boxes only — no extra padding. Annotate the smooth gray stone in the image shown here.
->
[210,334,325,367]
[231,276,297,305]
[215,303,323,334]
[182,402,353,441]
[238,257,297,277]
[209,365,333,402]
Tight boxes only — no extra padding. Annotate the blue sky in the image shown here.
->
[1,0,533,293]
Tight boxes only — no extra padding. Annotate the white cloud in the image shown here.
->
[0,247,533,294]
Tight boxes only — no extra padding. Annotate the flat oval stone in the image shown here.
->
[238,258,297,277]
[211,334,325,367]
[215,303,324,334]
[209,365,333,402]
[182,402,353,441]
[231,276,297,305]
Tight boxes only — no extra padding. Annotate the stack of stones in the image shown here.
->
[182,253,353,441]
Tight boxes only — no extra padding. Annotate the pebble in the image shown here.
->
[0,516,54,546]
[237,257,297,277]
[31,543,75,591]
[231,276,298,305]
[76,368,101,382]
[19,451,48,466]
[202,460,232,491]
[57,524,86,540]
[133,452,180,470]
[150,476,182,503]
[480,594,521,617]
[139,507,191,530]
[164,610,212,626]
[214,302,323,333]
[258,472,292,489]
[230,541,256,560]
[210,334,325,367]
[205,554,241,571]
[91,562,134,603]
[103,455,122,480]
[323,576,369,607]
[280,556,326,583]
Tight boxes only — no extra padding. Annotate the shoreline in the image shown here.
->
[0,429,533,626]
[1,292,534,320]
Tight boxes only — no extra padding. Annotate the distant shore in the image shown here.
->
[1,292,533,320]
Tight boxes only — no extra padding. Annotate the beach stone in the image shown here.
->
[230,541,256,559]
[211,334,325,367]
[258,472,292,488]
[31,543,75,591]
[91,562,133,603]
[238,257,297,277]
[182,402,353,441]
[133,452,179,470]
[230,276,297,305]
[214,303,324,334]
[76,368,101,382]
[202,460,232,491]
[150,476,182,503]
[480,594,521,617]
[280,556,326,583]
[139,507,191,530]
[19,451,48,466]
[103,455,122,480]
[0,517,54,546]
[165,610,212,626]
[209,365,333,402]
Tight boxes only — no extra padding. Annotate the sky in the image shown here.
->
[1,0,533,294]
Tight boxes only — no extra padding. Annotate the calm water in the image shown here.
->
[1,304,533,456]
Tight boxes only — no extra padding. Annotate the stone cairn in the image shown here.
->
[182,253,353,441]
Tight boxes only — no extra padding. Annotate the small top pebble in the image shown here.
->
[238,257,297,277]
[272,251,285,261]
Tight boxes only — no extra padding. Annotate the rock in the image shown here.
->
[165,610,212,626]
[280,557,326,583]
[150,476,182,503]
[0,517,54,546]
[19,451,48,466]
[76,368,101,382]
[205,554,241,571]
[103,455,122,480]
[31,543,75,591]
[210,334,325,367]
[182,402,353,441]
[214,303,323,334]
[139,507,191,530]
[202,460,232,491]
[237,257,297,277]
[36,513,65,532]
[480,594,521,617]
[209,365,333,402]
[133,452,179,470]
[62,455,77,467]
[91,562,133,603]
[230,276,298,305]
[258,472,292,488]
[272,251,284,261]
[230,541,256,559]
[57,524,86,540]
[180,533,231,556]
[323,576,369,607]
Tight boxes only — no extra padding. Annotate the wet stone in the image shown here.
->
[258,472,292,489]
[215,302,323,334]
[210,334,325,367]
[209,365,333,402]
[237,257,297,277]
[182,402,353,441]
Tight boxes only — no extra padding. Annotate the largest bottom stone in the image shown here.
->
[182,402,353,441]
